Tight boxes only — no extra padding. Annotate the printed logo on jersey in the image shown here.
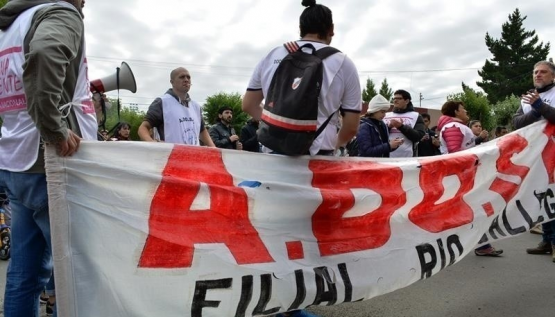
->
[292,77,302,90]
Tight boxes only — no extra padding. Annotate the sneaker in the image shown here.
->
[46,301,54,316]
[276,310,320,317]
[39,291,49,305]
[474,246,503,257]
[530,224,543,235]
[526,241,553,254]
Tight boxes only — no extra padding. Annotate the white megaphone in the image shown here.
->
[90,61,137,93]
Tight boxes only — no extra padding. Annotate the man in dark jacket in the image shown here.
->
[513,60,555,262]
[240,118,260,152]
[417,113,440,156]
[209,106,242,150]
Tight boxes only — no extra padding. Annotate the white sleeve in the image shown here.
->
[339,56,362,112]
[246,58,264,90]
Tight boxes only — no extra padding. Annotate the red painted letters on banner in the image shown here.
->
[542,123,555,184]
[309,161,406,256]
[139,146,273,268]
[410,153,478,233]
[489,134,530,203]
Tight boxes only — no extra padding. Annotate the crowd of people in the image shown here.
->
[0,0,554,316]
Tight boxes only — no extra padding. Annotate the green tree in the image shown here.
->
[447,83,495,131]
[103,99,145,141]
[477,8,550,104]
[361,78,377,103]
[379,78,394,101]
[203,92,247,135]
[491,95,521,130]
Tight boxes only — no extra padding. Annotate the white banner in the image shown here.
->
[45,121,555,317]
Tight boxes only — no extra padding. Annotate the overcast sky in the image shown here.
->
[84,0,555,112]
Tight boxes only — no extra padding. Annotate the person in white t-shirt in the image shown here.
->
[242,0,361,156]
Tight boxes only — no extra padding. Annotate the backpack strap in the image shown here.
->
[313,46,341,137]
[314,46,341,60]
[315,112,335,138]
[283,42,340,60]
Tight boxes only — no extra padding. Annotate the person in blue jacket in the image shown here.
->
[357,94,403,157]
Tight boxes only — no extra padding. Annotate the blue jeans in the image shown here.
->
[45,274,55,296]
[0,170,53,317]
[542,220,555,244]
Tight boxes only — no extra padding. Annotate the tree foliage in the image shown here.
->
[103,99,145,141]
[491,95,521,130]
[379,78,394,101]
[477,8,550,104]
[203,92,247,135]
[0,0,7,9]
[361,78,377,102]
[447,83,494,131]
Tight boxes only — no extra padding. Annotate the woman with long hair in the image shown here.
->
[111,122,131,141]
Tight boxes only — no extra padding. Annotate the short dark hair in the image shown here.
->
[299,0,333,40]
[495,126,507,135]
[393,89,411,101]
[441,101,464,117]
[218,106,233,115]
[421,113,431,121]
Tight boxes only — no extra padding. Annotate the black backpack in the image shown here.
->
[257,42,340,155]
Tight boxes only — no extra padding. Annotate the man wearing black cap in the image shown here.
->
[209,106,243,150]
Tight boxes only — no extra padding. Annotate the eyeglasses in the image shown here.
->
[392,97,404,101]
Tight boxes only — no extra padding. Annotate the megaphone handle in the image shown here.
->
[116,67,121,122]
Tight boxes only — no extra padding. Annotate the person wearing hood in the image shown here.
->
[383,89,426,157]
[240,117,261,152]
[437,101,503,257]
[0,0,95,316]
[356,95,403,157]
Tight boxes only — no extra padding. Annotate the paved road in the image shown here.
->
[0,232,553,317]
[308,232,555,317]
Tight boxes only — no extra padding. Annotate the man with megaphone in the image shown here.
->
[138,67,215,147]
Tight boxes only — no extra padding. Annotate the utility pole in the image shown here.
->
[419,92,424,108]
